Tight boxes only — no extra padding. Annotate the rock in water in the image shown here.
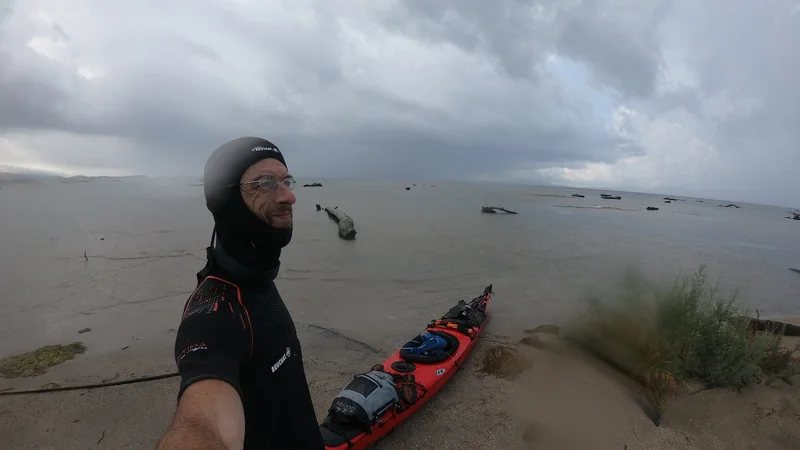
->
[601,194,622,200]
[481,206,518,214]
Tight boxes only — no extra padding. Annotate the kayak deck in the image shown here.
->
[319,285,493,450]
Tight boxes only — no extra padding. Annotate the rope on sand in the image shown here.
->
[0,372,180,396]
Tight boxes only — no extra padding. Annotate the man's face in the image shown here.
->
[239,159,296,229]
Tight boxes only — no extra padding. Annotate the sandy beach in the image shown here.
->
[2,317,798,450]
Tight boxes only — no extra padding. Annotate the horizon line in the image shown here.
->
[2,169,798,210]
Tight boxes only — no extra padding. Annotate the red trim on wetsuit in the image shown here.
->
[205,275,254,357]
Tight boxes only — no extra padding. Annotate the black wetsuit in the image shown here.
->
[173,242,325,449]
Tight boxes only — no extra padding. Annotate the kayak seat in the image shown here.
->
[390,360,416,373]
[399,330,460,364]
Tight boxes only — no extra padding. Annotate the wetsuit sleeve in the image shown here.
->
[173,278,252,401]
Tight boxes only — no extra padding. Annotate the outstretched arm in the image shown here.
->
[157,379,244,450]
[157,278,253,450]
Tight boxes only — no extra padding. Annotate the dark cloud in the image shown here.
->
[0,0,798,205]
[380,0,556,80]
[0,55,72,131]
[556,15,660,98]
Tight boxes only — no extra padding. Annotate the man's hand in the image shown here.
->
[157,379,245,450]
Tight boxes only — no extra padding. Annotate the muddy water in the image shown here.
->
[1,177,798,389]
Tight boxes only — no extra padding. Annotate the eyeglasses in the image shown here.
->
[237,175,296,192]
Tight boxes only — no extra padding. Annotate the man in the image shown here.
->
[157,137,325,450]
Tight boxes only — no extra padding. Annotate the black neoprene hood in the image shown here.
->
[199,136,292,274]
[203,136,287,214]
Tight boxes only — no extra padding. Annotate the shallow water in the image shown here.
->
[1,177,798,368]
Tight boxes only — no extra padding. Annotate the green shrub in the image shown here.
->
[563,266,796,421]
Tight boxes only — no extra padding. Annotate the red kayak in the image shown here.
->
[319,285,493,449]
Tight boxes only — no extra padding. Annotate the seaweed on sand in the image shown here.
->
[0,342,87,378]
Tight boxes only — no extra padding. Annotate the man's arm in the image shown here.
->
[157,278,253,450]
[157,379,244,450]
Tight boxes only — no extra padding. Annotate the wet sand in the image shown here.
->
[0,322,526,450]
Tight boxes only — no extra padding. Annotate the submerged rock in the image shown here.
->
[481,206,518,214]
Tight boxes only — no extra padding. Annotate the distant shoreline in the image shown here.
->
[0,173,150,185]
[1,170,796,210]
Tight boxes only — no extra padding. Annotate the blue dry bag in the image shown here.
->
[402,331,448,356]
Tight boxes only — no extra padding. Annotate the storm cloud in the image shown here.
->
[1,0,798,206]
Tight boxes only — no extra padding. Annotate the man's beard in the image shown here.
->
[212,206,293,271]
[261,205,293,228]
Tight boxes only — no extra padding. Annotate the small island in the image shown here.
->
[63,176,93,183]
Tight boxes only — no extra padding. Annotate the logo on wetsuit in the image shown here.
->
[251,146,280,153]
[271,346,292,373]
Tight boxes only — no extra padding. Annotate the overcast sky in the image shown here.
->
[1,0,798,206]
